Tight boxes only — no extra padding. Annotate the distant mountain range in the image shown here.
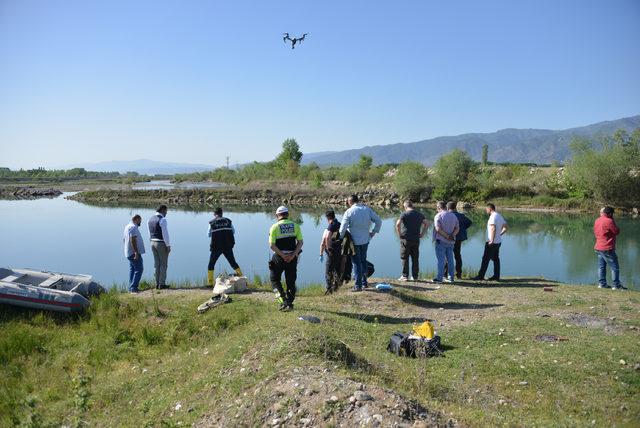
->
[302,115,640,166]
[62,159,216,175]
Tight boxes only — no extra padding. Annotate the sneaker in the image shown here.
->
[487,276,500,282]
[431,278,443,284]
[612,285,627,290]
[278,303,288,311]
[470,276,484,281]
[398,275,409,282]
[598,284,611,289]
[443,278,453,284]
[129,289,139,294]
[350,287,363,292]
[455,274,462,279]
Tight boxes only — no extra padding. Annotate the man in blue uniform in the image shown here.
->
[207,207,243,286]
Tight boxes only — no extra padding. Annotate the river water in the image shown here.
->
[1,195,638,289]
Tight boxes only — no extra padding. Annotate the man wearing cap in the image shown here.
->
[268,206,304,311]
[339,194,382,292]
[207,207,243,286]
[593,206,625,290]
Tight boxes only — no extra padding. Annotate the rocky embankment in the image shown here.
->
[0,186,63,199]
[67,188,406,208]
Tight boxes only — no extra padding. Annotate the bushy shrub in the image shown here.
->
[393,162,431,199]
[565,132,640,206]
[432,149,477,200]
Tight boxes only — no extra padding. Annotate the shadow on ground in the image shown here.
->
[389,289,503,310]
[321,310,428,325]
[452,277,560,289]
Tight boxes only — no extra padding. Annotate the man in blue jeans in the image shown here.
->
[593,206,625,289]
[123,214,145,293]
[432,201,459,284]
[339,194,382,292]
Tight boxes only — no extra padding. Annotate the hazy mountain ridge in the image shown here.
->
[61,159,217,175]
[302,115,640,166]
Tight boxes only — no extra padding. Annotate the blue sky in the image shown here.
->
[1,0,639,169]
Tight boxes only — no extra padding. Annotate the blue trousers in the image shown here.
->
[435,240,455,281]
[596,250,621,287]
[351,243,369,289]
[127,255,144,292]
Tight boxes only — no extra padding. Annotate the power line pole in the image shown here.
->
[226,156,230,169]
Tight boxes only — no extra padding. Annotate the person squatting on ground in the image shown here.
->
[339,194,382,292]
[593,206,626,290]
[207,207,243,286]
[432,201,459,283]
[148,205,171,289]
[269,206,304,311]
[395,200,429,281]
[123,214,145,293]
[319,210,344,293]
[472,203,508,281]
[444,201,473,279]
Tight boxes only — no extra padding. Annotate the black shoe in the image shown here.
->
[487,276,500,282]
[598,284,611,289]
[281,304,293,312]
[431,278,443,284]
[470,276,484,281]
[455,274,462,280]
[278,303,288,311]
[612,285,627,290]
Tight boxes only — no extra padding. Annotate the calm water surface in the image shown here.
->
[1,195,638,289]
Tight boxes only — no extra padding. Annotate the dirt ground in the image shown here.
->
[196,366,458,428]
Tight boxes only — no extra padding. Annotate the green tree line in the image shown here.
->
[0,167,121,182]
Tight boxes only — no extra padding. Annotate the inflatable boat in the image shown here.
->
[0,268,106,313]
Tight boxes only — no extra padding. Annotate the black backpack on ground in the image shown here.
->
[387,332,442,358]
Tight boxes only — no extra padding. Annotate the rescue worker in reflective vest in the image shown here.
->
[207,207,243,286]
[268,206,304,311]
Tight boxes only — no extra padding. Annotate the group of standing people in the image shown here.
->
[122,205,245,293]
[316,196,507,294]
[122,204,172,293]
[388,200,505,284]
[121,197,626,300]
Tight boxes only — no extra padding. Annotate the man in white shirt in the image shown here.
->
[148,205,171,289]
[123,214,145,293]
[472,203,508,281]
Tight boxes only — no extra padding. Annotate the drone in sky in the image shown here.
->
[282,33,308,49]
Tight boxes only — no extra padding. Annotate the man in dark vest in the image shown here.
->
[148,205,171,289]
[319,209,344,293]
[207,207,243,286]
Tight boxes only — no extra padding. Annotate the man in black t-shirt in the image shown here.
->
[319,210,344,293]
[395,200,430,281]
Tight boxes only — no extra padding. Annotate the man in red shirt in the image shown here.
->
[593,206,625,290]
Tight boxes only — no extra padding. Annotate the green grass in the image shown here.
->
[1,280,638,427]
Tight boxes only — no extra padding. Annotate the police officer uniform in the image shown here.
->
[268,206,303,310]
